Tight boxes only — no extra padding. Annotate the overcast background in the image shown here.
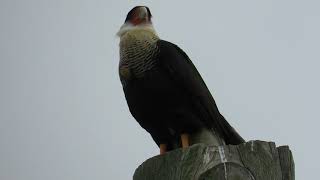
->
[0,0,319,179]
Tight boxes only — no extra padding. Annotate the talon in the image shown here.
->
[181,133,190,148]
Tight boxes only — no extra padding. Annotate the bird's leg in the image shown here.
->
[160,144,167,155]
[181,133,190,148]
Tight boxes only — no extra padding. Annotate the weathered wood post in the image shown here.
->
[133,141,294,180]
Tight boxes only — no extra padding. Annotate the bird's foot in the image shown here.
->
[181,133,190,148]
[160,144,167,155]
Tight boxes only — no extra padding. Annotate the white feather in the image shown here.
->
[116,23,156,37]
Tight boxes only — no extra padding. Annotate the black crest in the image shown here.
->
[125,6,152,23]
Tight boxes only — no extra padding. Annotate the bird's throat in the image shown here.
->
[119,29,159,79]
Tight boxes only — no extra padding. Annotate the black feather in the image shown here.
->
[156,40,245,145]
[121,39,244,150]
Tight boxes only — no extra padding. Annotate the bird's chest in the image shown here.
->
[118,34,159,82]
[122,70,182,113]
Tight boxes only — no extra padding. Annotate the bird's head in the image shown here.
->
[125,6,152,26]
[117,6,154,37]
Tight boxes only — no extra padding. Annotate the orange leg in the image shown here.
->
[181,133,190,148]
[160,144,167,155]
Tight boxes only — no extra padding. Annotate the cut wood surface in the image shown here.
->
[133,141,294,180]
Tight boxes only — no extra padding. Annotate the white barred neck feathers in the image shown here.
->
[118,25,160,79]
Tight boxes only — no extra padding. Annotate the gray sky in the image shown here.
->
[0,0,319,179]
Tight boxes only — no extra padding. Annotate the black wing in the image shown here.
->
[157,40,245,145]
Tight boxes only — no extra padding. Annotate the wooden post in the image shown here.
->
[133,141,294,180]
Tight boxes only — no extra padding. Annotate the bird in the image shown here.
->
[117,6,245,155]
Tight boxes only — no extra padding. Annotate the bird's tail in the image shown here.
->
[218,115,245,145]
